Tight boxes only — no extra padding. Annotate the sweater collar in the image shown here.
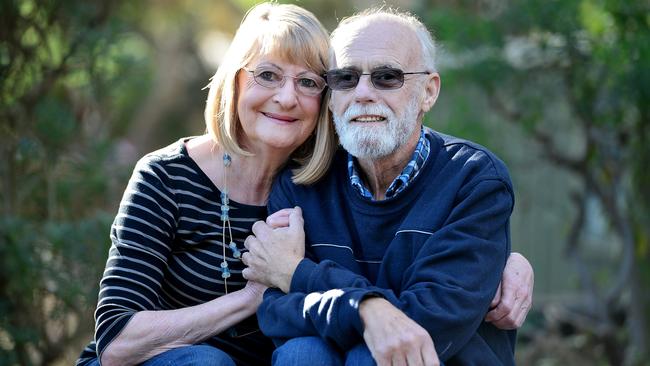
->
[347,127,431,201]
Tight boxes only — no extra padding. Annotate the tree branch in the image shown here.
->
[485,90,586,174]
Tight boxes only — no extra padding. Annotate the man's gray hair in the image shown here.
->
[330,7,437,71]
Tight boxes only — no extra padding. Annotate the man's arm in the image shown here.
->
[251,179,513,360]
[258,289,441,365]
[256,288,319,346]
[263,209,535,329]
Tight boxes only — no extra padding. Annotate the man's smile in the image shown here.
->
[352,115,386,122]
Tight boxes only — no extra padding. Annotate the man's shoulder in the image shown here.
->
[270,148,348,212]
[425,128,510,181]
[276,147,348,188]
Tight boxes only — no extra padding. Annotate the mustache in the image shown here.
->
[340,104,393,121]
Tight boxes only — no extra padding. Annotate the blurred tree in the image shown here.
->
[0,0,250,364]
[4,0,646,364]
[419,0,649,364]
[0,0,154,364]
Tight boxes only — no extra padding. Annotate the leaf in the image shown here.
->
[34,96,77,153]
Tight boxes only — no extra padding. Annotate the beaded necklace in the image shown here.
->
[220,152,241,293]
[219,152,263,338]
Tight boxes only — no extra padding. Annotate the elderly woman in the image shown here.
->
[77,2,532,366]
[77,3,335,366]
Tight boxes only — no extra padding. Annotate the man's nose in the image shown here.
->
[353,74,378,104]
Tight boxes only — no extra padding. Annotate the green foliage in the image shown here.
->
[34,97,77,154]
[0,214,113,365]
[0,0,647,364]
[423,0,650,363]
[1,0,153,364]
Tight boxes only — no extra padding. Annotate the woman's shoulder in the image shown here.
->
[135,137,196,169]
[128,137,207,184]
[143,137,193,161]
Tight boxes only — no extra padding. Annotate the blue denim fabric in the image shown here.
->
[272,336,375,366]
[84,344,236,366]
[344,343,375,366]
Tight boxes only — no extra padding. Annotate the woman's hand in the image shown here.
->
[485,252,534,329]
[266,208,293,228]
[241,207,306,293]
[241,281,268,307]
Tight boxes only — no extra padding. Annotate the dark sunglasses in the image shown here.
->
[325,67,431,90]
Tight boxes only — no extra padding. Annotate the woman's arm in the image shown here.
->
[101,281,266,366]
[95,155,267,366]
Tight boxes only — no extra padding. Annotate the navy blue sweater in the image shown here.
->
[258,129,516,365]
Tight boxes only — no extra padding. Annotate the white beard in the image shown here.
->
[333,97,421,159]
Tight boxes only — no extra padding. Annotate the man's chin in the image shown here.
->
[342,139,396,160]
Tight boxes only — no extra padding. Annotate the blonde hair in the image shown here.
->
[330,7,437,71]
[204,2,337,185]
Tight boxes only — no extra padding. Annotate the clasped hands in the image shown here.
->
[241,207,532,366]
[242,207,439,366]
[241,207,305,293]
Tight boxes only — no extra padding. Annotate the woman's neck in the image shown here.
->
[225,152,287,206]
[186,135,290,206]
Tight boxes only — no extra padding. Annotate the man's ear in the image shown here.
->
[421,72,440,113]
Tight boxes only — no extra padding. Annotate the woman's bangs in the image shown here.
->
[258,26,326,73]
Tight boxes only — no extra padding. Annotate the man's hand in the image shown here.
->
[241,207,305,293]
[359,297,439,366]
[485,252,534,329]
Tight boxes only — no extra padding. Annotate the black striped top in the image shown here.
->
[77,138,274,365]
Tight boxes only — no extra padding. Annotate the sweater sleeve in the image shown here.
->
[259,178,513,360]
[267,169,296,214]
[94,157,178,363]
[257,288,318,347]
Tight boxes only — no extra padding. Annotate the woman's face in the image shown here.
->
[236,56,323,156]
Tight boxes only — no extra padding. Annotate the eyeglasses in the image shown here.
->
[325,67,431,90]
[243,66,327,97]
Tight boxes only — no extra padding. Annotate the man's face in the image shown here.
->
[328,19,434,160]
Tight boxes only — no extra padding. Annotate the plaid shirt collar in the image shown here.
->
[348,127,430,200]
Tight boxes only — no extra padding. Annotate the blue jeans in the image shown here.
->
[272,336,375,366]
[85,344,235,366]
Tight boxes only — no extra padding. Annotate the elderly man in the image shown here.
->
[242,8,530,366]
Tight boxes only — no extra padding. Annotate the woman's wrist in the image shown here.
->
[237,284,265,312]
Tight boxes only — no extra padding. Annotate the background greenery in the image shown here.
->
[1,0,648,364]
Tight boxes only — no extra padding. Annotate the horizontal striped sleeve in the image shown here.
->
[79,140,275,365]
[94,156,179,361]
